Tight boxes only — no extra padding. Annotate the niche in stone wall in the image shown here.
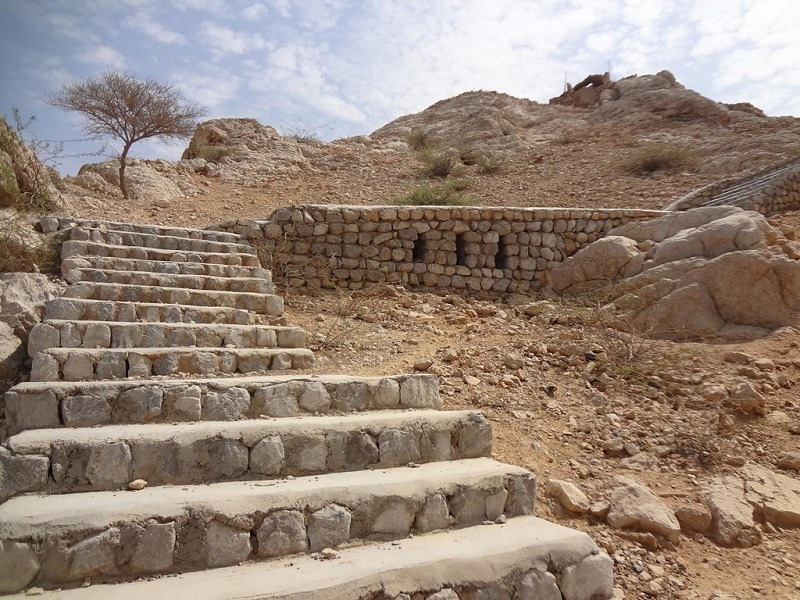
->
[412,235,427,262]
[495,236,509,269]
[455,233,467,266]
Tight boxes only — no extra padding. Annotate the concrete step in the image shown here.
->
[0,459,538,592]
[30,347,315,382]
[27,320,306,356]
[5,374,440,433]
[61,240,260,267]
[5,410,491,496]
[51,217,244,244]
[44,298,284,326]
[64,268,275,294]
[63,282,283,315]
[61,255,271,279]
[71,226,255,255]
[3,516,612,600]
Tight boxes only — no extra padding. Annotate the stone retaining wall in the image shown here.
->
[214,205,665,293]
[666,156,800,214]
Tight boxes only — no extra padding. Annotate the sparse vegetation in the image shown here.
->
[415,144,456,178]
[622,143,696,175]
[389,179,475,206]
[406,128,434,151]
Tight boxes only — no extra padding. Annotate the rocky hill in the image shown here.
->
[56,70,800,227]
[3,71,800,600]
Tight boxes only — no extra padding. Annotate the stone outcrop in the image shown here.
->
[606,477,681,543]
[72,158,201,203]
[0,116,59,211]
[181,118,312,183]
[702,463,800,547]
[548,207,800,340]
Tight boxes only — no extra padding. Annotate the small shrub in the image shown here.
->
[389,180,475,206]
[622,144,695,175]
[416,144,455,178]
[406,128,433,151]
[476,151,508,174]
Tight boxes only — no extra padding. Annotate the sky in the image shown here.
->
[2,0,800,175]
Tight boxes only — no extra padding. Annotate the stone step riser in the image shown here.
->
[50,218,243,243]
[5,375,440,433]
[71,227,254,255]
[61,240,260,267]
[6,517,611,600]
[5,411,491,497]
[63,283,283,315]
[30,348,315,383]
[27,321,306,357]
[45,298,280,326]
[0,461,535,591]
[65,268,275,294]
[61,256,270,279]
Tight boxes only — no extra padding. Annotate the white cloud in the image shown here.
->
[171,0,227,15]
[171,67,242,108]
[249,43,367,122]
[241,3,268,21]
[199,21,267,58]
[76,45,126,69]
[126,15,187,44]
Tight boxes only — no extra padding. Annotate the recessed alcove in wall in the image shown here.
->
[455,233,467,266]
[495,236,509,269]
[412,236,427,262]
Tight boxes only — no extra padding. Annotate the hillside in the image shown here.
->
[5,72,800,600]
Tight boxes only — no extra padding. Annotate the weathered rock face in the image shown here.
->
[181,119,311,184]
[0,273,63,342]
[548,207,800,340]
[606,477,681,543]
[72,159,200,204]
[702,464,800,547]
[0,209,47,273]
[0,116,59,211]
[0,321,24,382]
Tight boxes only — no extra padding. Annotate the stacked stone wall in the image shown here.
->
[667,156,800,214]
[214,205,665,293]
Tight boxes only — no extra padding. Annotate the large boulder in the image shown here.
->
[0,273,63,342]
[181,119,311,184]
[0,116,60,211]
[0,322,23,381]
[702,463,800,547]
[72,159,200,203]
[548,207,800,340]
[0,209,46,273]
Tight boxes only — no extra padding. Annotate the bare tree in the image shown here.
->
[49,71,206,199]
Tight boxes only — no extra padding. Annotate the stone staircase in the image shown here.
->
[0,218,612,599]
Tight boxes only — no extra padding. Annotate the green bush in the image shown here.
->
[622,144,695,175]
[406,128,433,151]
[389,180,475,206]
[416,144,455,178]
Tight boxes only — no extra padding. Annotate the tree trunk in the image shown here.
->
[118,143,132,199]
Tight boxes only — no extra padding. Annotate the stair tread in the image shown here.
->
[64,240,257,260]
[3,516,597,600]
[9,409,475,451]
[67,268,273,284]
[9,373,426,392]
[39,347,313,355]
[41,319,302,330]
[63,218,244,241]
[77,226,255,252]
[66,281,280,299]
[0,458,524,536]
